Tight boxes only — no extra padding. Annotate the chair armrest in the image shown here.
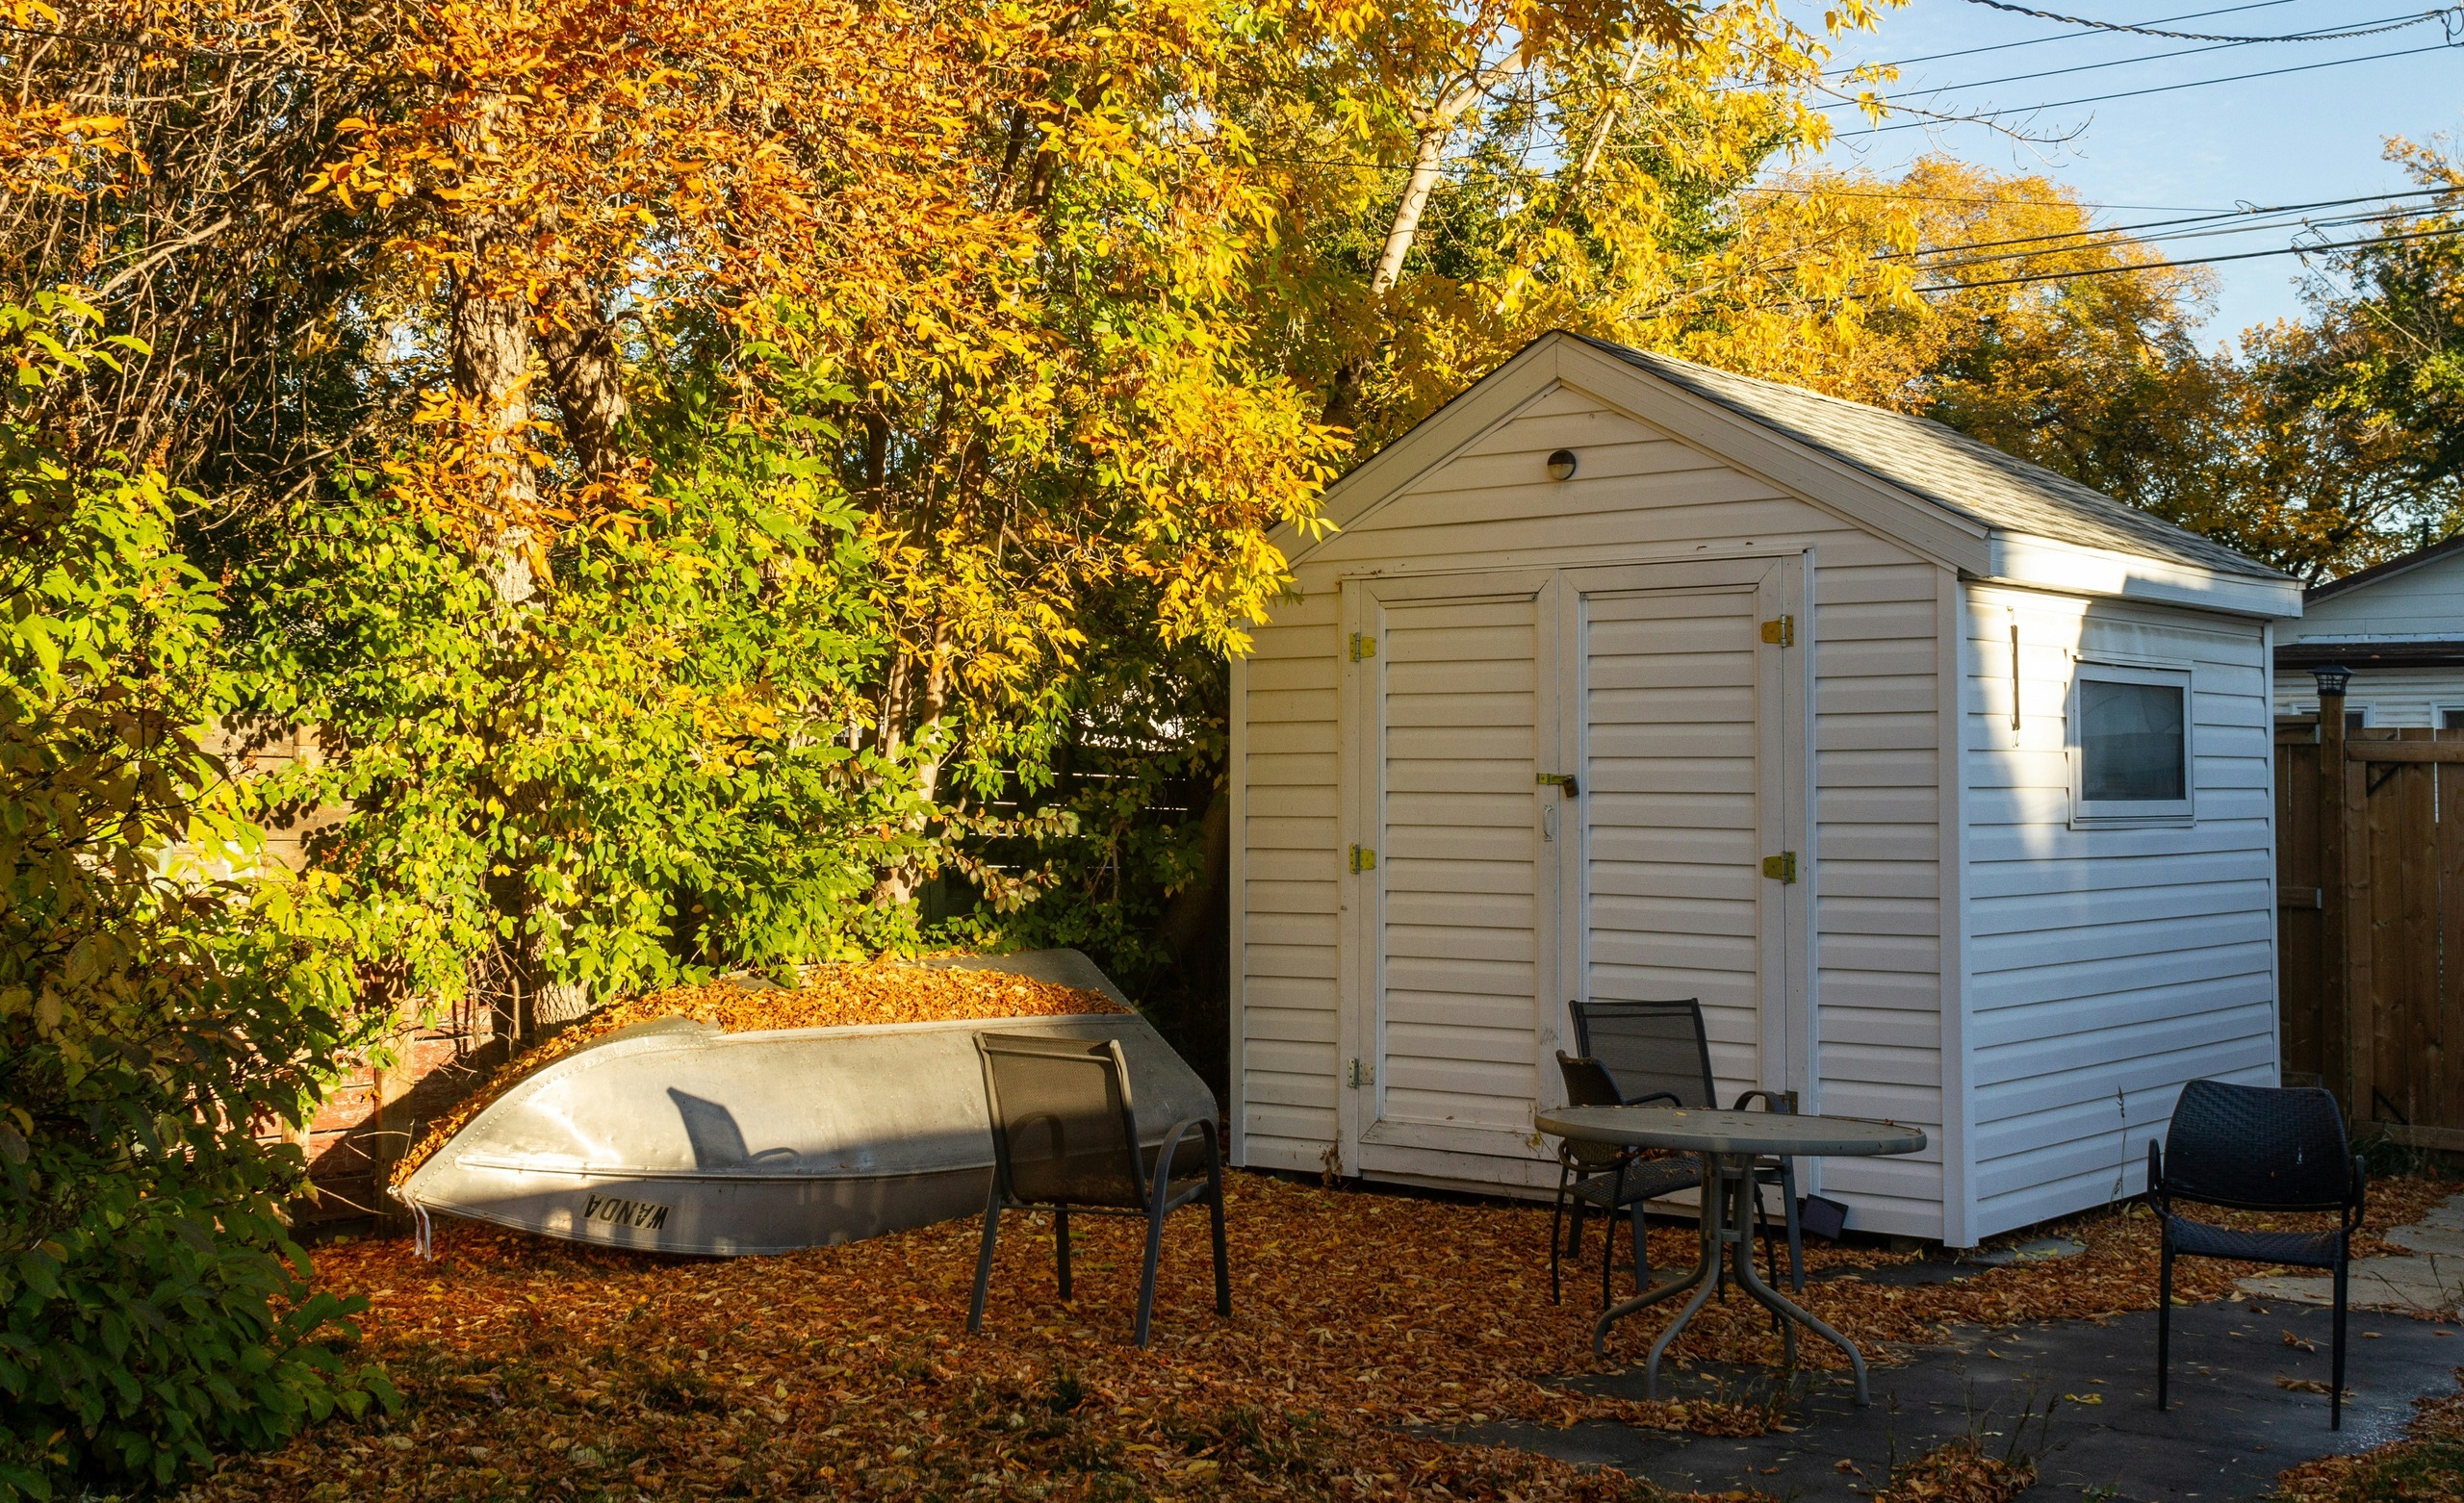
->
[1732,1089,1796,1114]
[1146,1116,1219,1211]
[2347,1152,2368,1234]
[1622,1090,1683,1108]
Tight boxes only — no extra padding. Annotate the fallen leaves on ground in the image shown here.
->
[2272,1363,2464,1501]
[183,1170,2457,1500]
[391,963,1121,1188]
[1870,1436,2036,1502]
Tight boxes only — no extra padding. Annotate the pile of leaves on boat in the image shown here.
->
[389,961,1124,1192]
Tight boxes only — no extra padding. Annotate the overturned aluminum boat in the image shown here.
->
[398,950,1215,1257]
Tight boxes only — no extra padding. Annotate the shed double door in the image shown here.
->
[1342,557,1806,1184]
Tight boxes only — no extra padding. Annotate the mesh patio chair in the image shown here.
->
[1553,1051,1704,1306]
[1569,998,1805,1291]
[966,1032,1229,1347]
[2148,1078,2365,1428]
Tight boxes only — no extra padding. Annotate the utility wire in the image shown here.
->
[1954,0,2464,42]
[1909,204,2436,273]
[1872,0,2305,68]
[1818,9,2431,112]
[1909,221,2464,293]
[1851,39,2458,135]
[1883,188,2459,261]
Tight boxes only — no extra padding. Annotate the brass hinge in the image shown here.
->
[1348,844,1377,873]
[1349,632,1377,661]
[1761,852,1798,883]
[1535,772,1578,797]
[1348,1057,1373,1088]
[1760,615,1795,648]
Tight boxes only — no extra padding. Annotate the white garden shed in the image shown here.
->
[1225,332,2305,1247]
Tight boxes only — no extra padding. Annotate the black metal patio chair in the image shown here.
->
[1553,1051,1704,1306]
[2148,1077,2365,1428]
[1569,997,1805,1291]
[966,1032,1229,1347]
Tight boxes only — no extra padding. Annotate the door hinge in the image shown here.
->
[1348,844,1377,873]
[1761,852,1798,883]
[1348,1057,1373,1088]
[1760,615,1795,648]
[1535,772,1578,798]
[1349,632,1377,661]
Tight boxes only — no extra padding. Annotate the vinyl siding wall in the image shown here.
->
[2275,667,2464,729]
[2283,550,2464,642]
[1959,584,2278,1240]
[1236,380,1954,1238]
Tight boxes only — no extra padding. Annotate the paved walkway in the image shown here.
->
[1461,1303,2461,1498]
[1458,1195,2464,1498]
[2239,1192,2464,1317]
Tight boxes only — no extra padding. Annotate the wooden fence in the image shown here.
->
[2276,714,2464,1149]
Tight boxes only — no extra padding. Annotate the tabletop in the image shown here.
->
[1535,1105,1927,1158]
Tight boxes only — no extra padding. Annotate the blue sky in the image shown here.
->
[1790,0,2464,344]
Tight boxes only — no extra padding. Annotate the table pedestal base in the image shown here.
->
[1590,1153,1870,1406]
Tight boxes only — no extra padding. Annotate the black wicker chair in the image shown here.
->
[1569,998,1805,1291]
[2148,1078,2365,1428]
[1552,1051,1704,1306]
[966,1032,1229,1347]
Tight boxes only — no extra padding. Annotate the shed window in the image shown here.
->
[2070,664,2194,825]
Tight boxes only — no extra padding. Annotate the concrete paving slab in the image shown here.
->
[2237,1193,2464,1316]
[1450,1300,2463,1499]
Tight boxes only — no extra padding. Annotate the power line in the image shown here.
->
[1736,183,2228,211]
[1819,8,2431,112]
[1850,39,2459,135]
[1954,0,2464,42]
[1911,204,2432,273]
[1884,187,2459,262]
[1908,221,2464,293]
[1869,0,2306,68]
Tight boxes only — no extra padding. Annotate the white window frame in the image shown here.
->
[2435,703,2464,732]
[2295,702,2373,729]
[2069,659,2195,828]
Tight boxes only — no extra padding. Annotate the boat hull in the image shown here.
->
[398,951,1215,1257]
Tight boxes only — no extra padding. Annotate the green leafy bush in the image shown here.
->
[235,385,919,1015]
[0,295,396,1499]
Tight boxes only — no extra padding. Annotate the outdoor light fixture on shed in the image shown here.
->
[1546,449,1578,481]
[2312,664,2353,700]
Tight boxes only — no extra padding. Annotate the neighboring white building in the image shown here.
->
[1226,332,2304,1247]
[2273,535,2464,730]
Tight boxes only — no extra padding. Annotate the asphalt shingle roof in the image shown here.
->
[1578,337,2286,582]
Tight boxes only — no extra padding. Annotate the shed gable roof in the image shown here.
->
[1574,337,2283,582]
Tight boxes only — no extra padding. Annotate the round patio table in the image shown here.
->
[1534,1105,1927,1406]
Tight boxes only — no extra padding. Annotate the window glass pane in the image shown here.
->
[2347,709,2368,731]
[2442,708,2464,731]
[2081,678,2185,802]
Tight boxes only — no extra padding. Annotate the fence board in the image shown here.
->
[2276,717,2324,1084]
[2282,719,2464,1135]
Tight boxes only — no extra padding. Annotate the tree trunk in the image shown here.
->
[1328,58,1527,432]
[871,621,955,910]
[539,293,628,486]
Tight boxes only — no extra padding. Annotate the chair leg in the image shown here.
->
[1780,1160,1805,1293]
[2156,1236,2173,1412]
[968,1195,1002,1335]
[1208,1150,1231,1318]
[1630,1196,1649,1289]
[1602,1163,1627,1307]
[2331,1252,2348,1431]
[1134,1202,1168,1349]
[1055,1208,1073,1300]
[1551,1165,1570,1306]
